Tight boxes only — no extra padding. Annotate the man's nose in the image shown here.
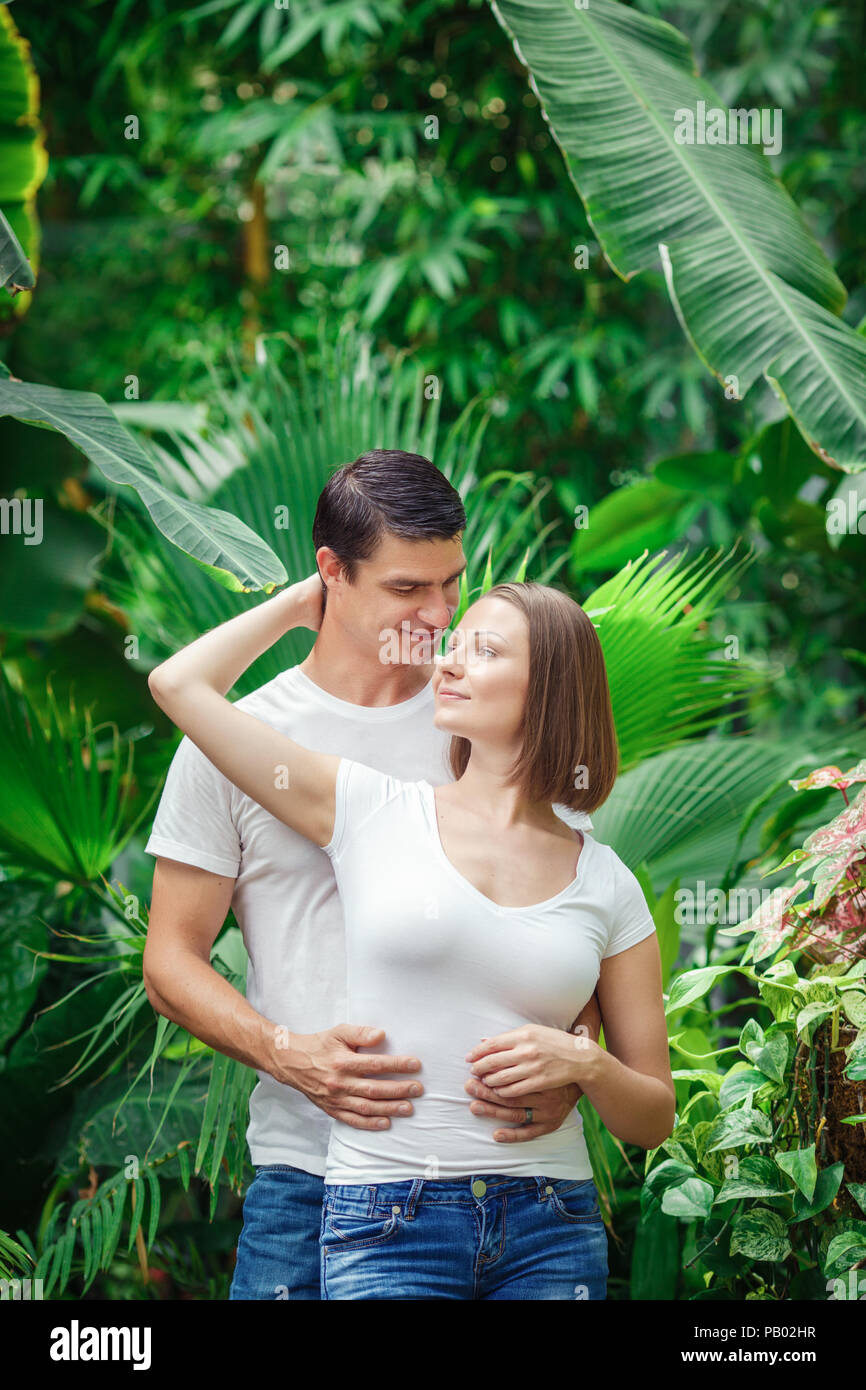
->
[418,594,454,629]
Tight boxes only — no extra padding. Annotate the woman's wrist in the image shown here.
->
[284,573,325,633]
[561,1033,607,1089]
[149,573,322,700]
[265,582,306,635]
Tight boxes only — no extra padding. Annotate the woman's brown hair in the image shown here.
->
[446,582,619,814]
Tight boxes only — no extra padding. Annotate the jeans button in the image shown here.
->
[391,1205,400,1214]
[471,1179,487,1198]
[545,1185,554,1194]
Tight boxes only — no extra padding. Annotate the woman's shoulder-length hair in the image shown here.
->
[446,581,619,814]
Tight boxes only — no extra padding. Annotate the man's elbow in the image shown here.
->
[142,956,172,1018]
[143,972,166,1016]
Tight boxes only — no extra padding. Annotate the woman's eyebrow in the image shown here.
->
[448,629,511,647]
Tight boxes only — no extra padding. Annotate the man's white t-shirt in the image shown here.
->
[145,664,595,1174]
[322,758,657,1183]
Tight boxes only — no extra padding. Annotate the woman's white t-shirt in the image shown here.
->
[323,757,658,1184]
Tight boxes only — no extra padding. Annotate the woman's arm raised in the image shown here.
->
[147,575,340,849]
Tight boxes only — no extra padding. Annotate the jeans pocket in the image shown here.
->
[546,1178,602,1224]
[321,1200,403,1251]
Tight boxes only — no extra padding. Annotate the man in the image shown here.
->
[142,449,601,1300]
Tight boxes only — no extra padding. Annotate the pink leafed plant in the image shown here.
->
[730,760,866,966]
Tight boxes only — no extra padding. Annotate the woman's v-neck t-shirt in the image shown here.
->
[322,757,657,1183]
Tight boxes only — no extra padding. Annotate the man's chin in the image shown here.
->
[410,638,443,665]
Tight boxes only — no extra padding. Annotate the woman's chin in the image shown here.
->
[433,705,467,732]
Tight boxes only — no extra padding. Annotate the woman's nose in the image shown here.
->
[435,635,465,672]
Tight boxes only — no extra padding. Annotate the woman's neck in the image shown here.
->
[446,757,562,832]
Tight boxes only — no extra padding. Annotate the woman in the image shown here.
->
[148,574,674,1300]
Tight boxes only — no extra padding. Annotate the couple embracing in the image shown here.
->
[143,449,674,1301]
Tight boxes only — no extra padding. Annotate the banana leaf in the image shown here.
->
[488,0,866,471]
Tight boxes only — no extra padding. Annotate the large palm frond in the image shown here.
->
[585,544,757,771]
[0,666,158,881]
[592,728,866,909]
[487,0,866,471]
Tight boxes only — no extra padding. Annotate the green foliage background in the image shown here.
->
[0,0,864,1302]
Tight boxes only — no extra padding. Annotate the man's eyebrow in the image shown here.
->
[383,564,468,586]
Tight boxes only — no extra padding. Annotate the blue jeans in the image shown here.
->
[320,1174,608,1300]
[229,1164,325,1300]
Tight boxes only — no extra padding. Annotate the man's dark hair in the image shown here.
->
[312,449,466,604]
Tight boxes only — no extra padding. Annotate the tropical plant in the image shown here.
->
[720,760,866,970]
[0,7,47,320]
[0,665,158,879]
[4,0,864,1305]
[648,963,866,1299]
[487,0,866,472]
[0,358,287,595]
[565,417,848,578]
[618,757,866,1300]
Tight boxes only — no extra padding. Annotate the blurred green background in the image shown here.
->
[0,0,864,1303]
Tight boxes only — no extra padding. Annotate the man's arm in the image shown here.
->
[143,856,424,1130]
[463,990,603,1142]
[569,990,603,1046]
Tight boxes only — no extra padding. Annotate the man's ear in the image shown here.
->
[315,546,345,599]
[316,564,327,611]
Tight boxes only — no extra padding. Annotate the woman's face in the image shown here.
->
[432,595,529,747]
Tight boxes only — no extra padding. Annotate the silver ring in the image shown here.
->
[523,1107,533,1125]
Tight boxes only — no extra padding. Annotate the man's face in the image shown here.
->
[317,533,467,666]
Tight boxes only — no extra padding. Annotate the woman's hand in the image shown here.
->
[147,571,340,848]
[466,1024,602,1098]
[293,573,325,632]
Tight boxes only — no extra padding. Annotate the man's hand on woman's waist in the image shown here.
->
[265,1021,424,1131]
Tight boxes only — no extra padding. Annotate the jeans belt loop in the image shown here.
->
[535,1175,549,1202]
[405,1177,424,1220]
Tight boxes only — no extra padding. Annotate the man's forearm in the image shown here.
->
[570,993,601,1043]
[567,994,601,1101]
[145,952,286,1080]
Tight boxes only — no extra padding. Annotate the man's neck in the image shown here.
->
[299,625,434,708]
